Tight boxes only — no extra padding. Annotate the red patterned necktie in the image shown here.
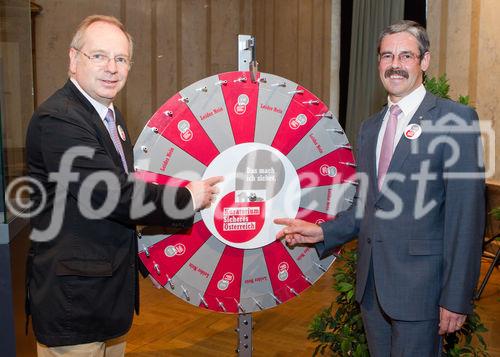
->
[378,104,402,190]
[104,109,128,173]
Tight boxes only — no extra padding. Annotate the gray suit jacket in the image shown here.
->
[316,92,485,321]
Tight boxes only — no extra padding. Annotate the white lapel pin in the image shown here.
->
[117,125,126,141]
[404,123,422,140]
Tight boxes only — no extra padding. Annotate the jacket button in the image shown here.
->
[367,238,372,244]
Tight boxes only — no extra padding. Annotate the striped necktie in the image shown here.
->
[104,109,128,173]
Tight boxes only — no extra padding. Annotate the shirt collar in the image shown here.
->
[70,77,114,121]
[387,84,426,117]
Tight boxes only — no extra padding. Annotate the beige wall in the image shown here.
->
[33,0,338,142]
[427,0,500,180]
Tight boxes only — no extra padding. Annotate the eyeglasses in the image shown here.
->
[378,51,421,64]
[73,48,132,68]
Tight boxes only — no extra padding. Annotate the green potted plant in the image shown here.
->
[308,249,369,357]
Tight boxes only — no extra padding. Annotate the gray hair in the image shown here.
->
[70,15,133,59]
[377,20,430,58]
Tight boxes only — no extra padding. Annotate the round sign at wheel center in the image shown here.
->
[201,142,300,249]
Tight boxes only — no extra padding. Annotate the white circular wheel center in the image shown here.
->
[201,142,300,249]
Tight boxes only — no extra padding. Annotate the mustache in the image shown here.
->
[384,68,409,79]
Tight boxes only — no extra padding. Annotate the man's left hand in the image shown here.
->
[439,306,466,335]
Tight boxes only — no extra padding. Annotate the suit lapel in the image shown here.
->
[375,92,437,202]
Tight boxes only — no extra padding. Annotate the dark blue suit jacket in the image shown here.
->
[316,92,485,321]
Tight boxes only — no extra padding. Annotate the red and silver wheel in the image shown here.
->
[134,71,356,313]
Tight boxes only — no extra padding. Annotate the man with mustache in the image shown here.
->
[275,20,484,356]
[26,15,221,356]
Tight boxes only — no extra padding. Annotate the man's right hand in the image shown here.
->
[186,176,223,211]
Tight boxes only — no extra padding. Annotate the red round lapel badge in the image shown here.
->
[117,125,126,141]
[404,123,422,140]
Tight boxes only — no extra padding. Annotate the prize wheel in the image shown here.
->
[134,71,356,313]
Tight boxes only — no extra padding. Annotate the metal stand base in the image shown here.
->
[236,313,253,356]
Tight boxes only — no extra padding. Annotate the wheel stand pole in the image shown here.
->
[235,34,257,357]
[236,313,253,356]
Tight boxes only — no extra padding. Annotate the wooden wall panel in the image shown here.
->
[35,0,335,142]
[311,0,325,101]
[322,0,332,106]
[253,0,275,73]
[124,0,153,140]
[251,0,332,103]
[239,0,254,35]
[155,0,179,107]
[34,0,121,104]
[273,0,299,81]
[210,0,240,74]
[297,0,313,91]
[180,0,209,88]
[329,0,341,115]
[427,0,500,180]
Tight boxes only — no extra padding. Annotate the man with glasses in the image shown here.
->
[26,15,221,356]
[275,20,484,355]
